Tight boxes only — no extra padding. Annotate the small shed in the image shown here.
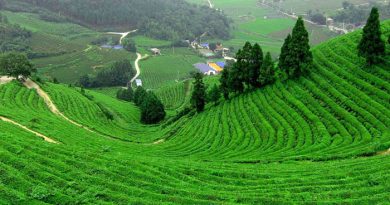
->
[135,79,143,87]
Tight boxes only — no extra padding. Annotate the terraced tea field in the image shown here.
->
[0,20,389,204]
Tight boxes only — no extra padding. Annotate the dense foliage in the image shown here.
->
[122,38,137,53]
[140,91,166,124]
[0,52,35,78]
[14,0,231,41]
[79,59,135,88]
[116,88,134,102]
[0,14,31,53]
[358,7,386,65]
[332,1,390,25]
[190,72,206,113]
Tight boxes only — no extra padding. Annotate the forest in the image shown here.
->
[9,0,231,41]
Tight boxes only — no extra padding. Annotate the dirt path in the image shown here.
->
[131,53,143,84]
[0,116,59,144]
[23,79,98,134]
[378,148,390,156]
[0,76,14,85]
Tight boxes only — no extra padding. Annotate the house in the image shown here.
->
[208,62,223,72]
[150,48,161,55]
[194,63,216,76]
[135,79,143,87]
[216,61,226,68]
[200,43,209,49]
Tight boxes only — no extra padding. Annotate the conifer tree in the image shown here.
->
[229,63,244,93]
[358,7,385,65]
[229,49,245,93]
[278,34,292,76]
[289,17,312,78]
[191,72,206,113]
[259,52,275,86]
[248,43,263,87]
[219,68,230,100]
[237,43,252,87]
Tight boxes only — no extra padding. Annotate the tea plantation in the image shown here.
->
[0,21,389,204]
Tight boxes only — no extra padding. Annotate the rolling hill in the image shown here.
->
[0,20,389,205]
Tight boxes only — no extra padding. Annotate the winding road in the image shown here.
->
[131,53,142,84]
[106,30,146,86]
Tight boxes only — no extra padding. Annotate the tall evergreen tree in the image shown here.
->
[229,63,245,93]
[229,49,245,93]
[237,43,252,87]
[259,52,275,86]
[219,68,230,100]
[289,17,313,78]
[191,72,206,113]
[248,43,264,87]
[278,34,292,77]
[358,7,385,65]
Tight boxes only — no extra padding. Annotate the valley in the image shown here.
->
[0,0,389,204]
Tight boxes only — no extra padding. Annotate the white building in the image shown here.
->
[135,79,143,87]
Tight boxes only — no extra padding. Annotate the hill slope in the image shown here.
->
[0,21,389,204]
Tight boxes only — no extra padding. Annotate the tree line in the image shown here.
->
[0,13,31,53]
[332,1,390,26]
[13,0,231,41]
[191,8,388,113]
[79,59,135,88]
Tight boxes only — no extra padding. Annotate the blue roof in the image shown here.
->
[194,63,213,73]
[216,62,226,68]
[113,45,124,50]
[201,43,209,47]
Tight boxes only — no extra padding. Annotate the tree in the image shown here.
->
[248,43,263,87]
[134,86,148,106]
[0,52,35,79]
[207,85,221,105]
[79,75,91,88]
[116,88,134,102]
[122,38,137,52]
[278,34,293,77]
[191,72,206,113]
[140,92,166,124]
[258,52,275,86]
[289,17,313,78]
[229,63,244,93]
[209,43,217,51]
[358,7,385,65]
[219,68,230,100]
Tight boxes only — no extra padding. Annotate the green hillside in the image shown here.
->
[0,21,389,204]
